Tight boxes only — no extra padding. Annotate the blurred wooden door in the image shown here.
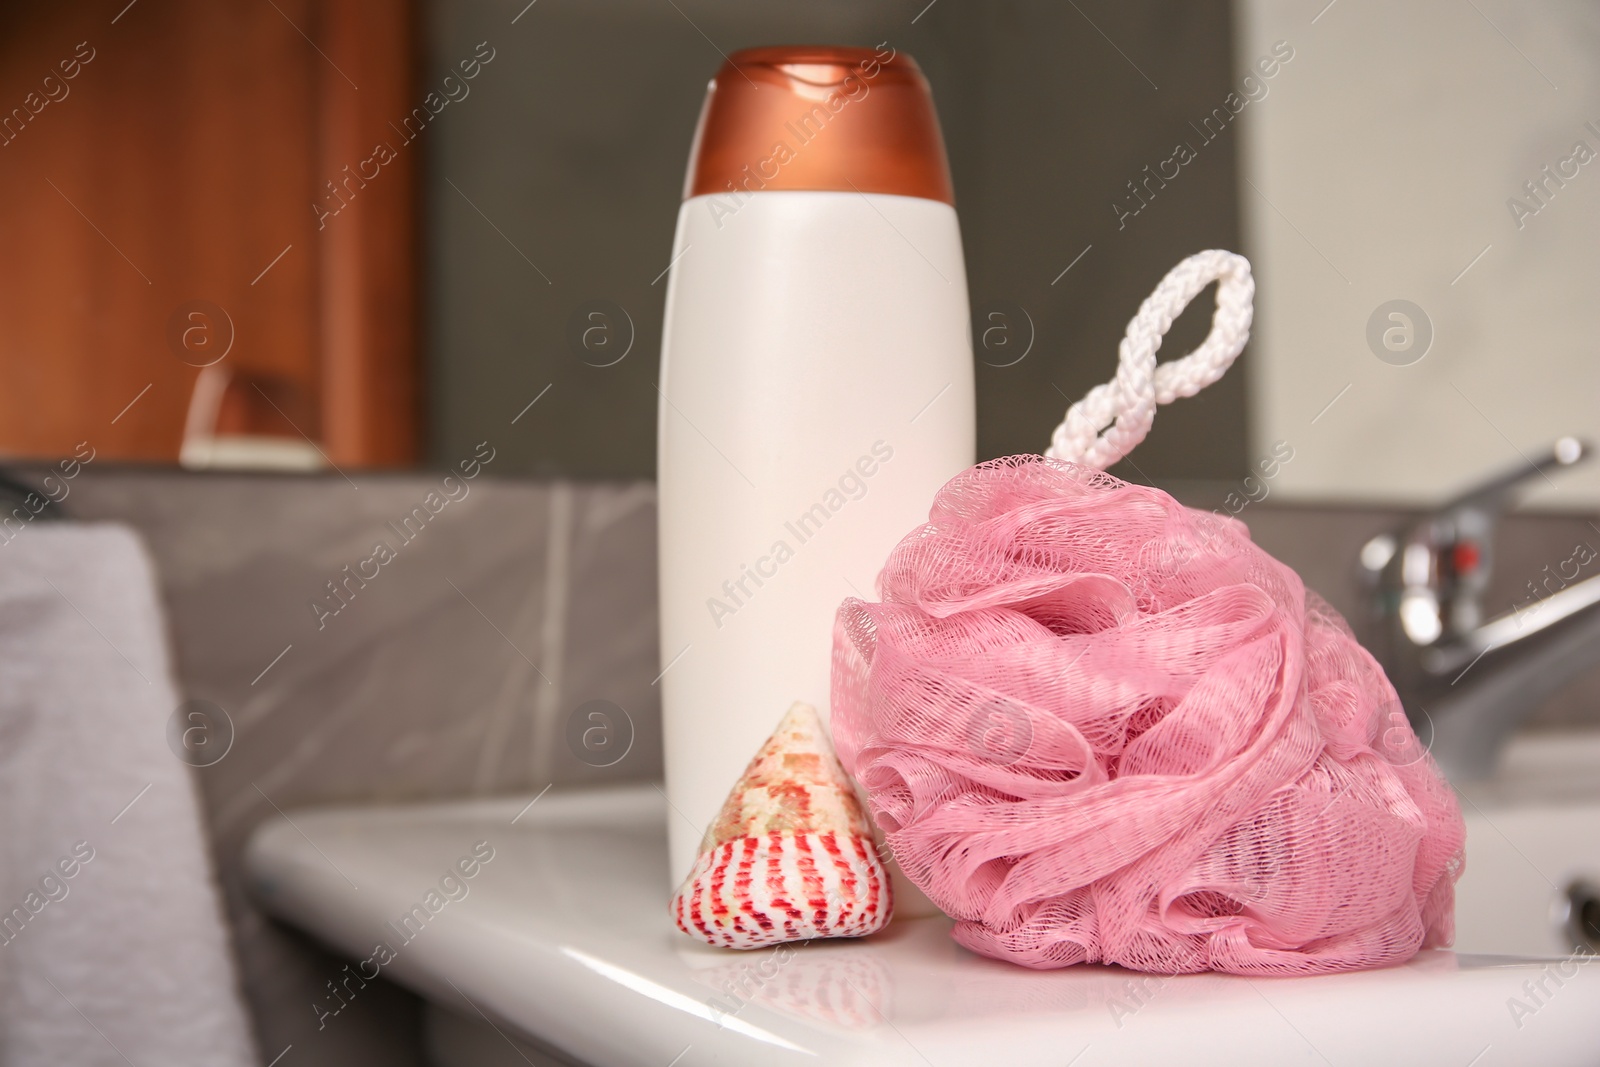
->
[0,0,417,467]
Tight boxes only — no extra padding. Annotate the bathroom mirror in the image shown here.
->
[0,0,1242,481]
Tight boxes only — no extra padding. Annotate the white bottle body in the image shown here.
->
[658,189,975,885]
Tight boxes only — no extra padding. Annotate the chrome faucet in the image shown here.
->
[1359,437,1599,780]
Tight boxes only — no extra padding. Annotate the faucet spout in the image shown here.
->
[1410,585,1600,779]
[1421,571,1600,678]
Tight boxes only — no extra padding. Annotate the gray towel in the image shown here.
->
[0,523,256,1066]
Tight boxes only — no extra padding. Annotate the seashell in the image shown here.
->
[671,702,892,950]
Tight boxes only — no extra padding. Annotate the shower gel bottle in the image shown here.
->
[657,45,975,890]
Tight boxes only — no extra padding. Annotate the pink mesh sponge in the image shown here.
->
[830,253,1466,975]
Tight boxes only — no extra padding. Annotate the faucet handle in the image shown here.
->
[1361,437,1590,575]
[1360,437,1591,646]
[1435,436,1589,520]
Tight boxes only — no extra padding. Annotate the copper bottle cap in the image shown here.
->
[684,45,954,206]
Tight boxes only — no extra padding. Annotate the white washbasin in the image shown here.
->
[1455,731,1600,957]
[245,781,1600,1066]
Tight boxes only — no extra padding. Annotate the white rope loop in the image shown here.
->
[1045,249,1254,471]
